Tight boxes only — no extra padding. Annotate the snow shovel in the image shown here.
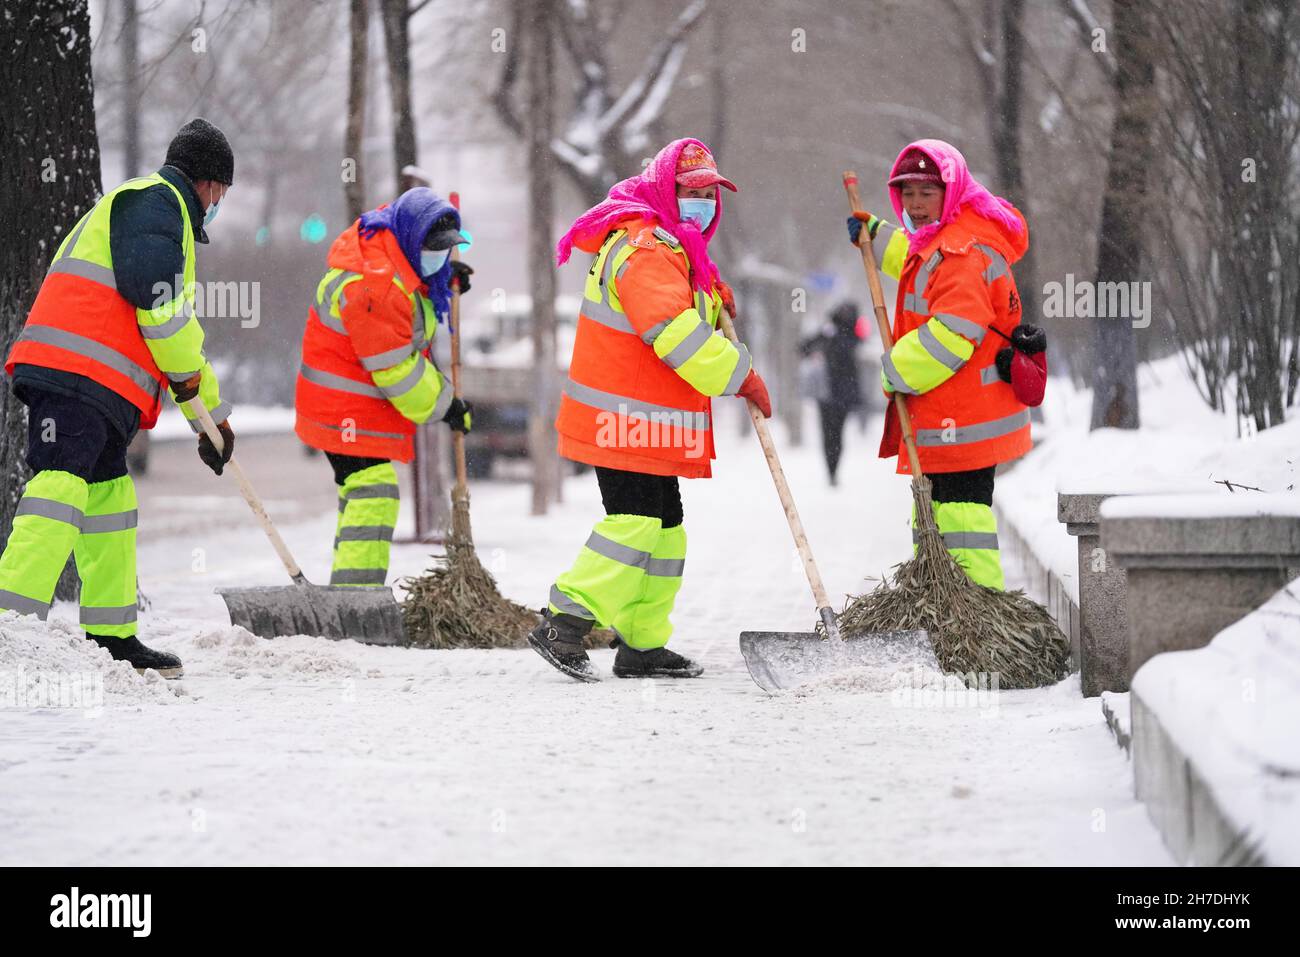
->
[186,397,405,645]
[717,312,932,692]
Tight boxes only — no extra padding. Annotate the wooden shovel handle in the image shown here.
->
[448,191,468,499]
[717,310,840,640]
[842,172,925,480]
[187,396,307,584]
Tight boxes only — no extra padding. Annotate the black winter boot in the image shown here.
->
[612,641,703,679]
[526,609,598,683]
[86,634,184,678]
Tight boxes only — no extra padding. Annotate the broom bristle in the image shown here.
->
[399,536,539,649]
[836,481,1071,689]
[399,536,614,650]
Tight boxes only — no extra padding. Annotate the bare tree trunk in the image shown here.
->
[379,0,416,195]
[993,0,1040,331]
[121,0,140,179]
[527,1,560,516]
[344,0,369,223]
[1089,0,1154,430]
[0,0,102,592]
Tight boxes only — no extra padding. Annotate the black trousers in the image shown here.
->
[817,401,852,480]
[23,389,129,483]
[325,451,387,486]
[928,466,996,505]
[595,466,683,528]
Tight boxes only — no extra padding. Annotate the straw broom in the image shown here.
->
[840,172,1068,688]
[400,192,540,649]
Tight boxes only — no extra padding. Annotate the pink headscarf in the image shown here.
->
[555,138,723,293]
[888,139,1025,256]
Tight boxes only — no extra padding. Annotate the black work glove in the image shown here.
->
[197,419,235,476]
[442,396,473,434]
[450,260,473,295]
[170,372,202,404]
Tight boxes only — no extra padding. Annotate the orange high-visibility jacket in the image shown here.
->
[555,217,751,479]
[295,222,451,462]
[881,206,1033,474]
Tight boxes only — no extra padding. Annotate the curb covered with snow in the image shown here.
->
[1130,580,1300,865]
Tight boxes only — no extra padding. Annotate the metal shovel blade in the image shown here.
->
[739,629,935,694]
[218,584,406,645]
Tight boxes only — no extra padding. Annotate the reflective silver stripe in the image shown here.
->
[137,303,194,340]
[881,353,918,395]
[329,569,388,585]
[914,251,943,297]
[378,355,429,399]
[640,318,671,345]
[0,589,51,619]
[336,524,396,543]
[47,257,117,289]
[17,325,162,399]
[903,293,929,313]
[299,363,384,398]
[53,211,94,264]
[975,244,1008,282]
[933,312,986,344]
[15,497,85,527]
[661,320,713,369]
[314,272,352,334]
[914,408,1030,447]
[722,343,752,396]
[603,236,632,286]
[579,293,637,334]
[344,484,401,501]
[317,271,348,311]
[980,365,1002,386]
[306,418,408,441]
[313,302,347,336]
[549,584,596,619]
[81,510,139,533]
[411,306,430,352]
[81,605,138,626]
[584,531,652,569]
[918,322,967,372]
[430,377,455,422]
[360,344,416,371]
[912,529,1000,550]
[564,378,710,431]
[185,400,232,433]
[645,556,685,577]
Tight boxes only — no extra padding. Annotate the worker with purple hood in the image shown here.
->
[295,187,474,588]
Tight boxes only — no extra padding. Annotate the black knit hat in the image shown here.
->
[165,118,234,185]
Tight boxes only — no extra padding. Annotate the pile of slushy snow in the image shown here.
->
[164,623,367,680]
[0,613,179,708]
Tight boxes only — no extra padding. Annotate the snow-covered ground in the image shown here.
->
[0,403,1168,865]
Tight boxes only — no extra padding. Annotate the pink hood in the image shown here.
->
[888,139,1026,258]
[555,138,723,293]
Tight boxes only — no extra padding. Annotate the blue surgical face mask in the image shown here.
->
[203,201,220,227]
[678,198,716,233]
[420,248,450,277]
[901,210,917,233]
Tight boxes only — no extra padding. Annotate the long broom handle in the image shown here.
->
[716,311,842,642]
[448,192,469,504]
[842,172,925,480]
[186,396,307,585]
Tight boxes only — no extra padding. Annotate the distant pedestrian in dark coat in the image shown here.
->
[801,300,864,485]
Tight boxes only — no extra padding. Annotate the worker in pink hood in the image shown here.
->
[847,139,1044,590]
